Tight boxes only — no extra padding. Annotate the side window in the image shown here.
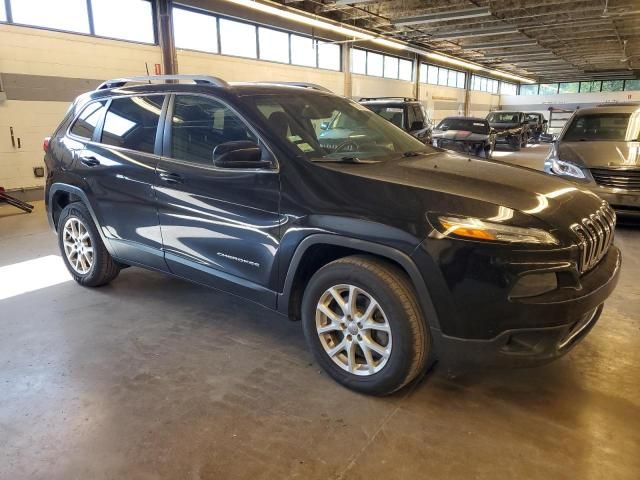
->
[171,95,257,165]
[70,101,108,140]
[412,105,424,124]
[407,106,417,129]
[101,95,164,153]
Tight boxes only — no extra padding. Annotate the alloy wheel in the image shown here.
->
[62,217,94,274]
[315,284,392,376]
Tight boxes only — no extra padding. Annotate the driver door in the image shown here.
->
[155,94,282,306]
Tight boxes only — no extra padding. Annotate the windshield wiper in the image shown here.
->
[311,156,369,163]
[402,151,424,157]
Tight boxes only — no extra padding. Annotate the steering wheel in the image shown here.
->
[334,140,360,153]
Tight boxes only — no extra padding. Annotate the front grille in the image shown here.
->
[590,168,640,191]
[570,202,616,274]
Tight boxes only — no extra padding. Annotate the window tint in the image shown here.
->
[11,0,90,33]
[407,106,417,128]
[170,95,257,165]
[563,113,632,142]
[70,101,108,140]
[101,95,164,153]
[173,7,218,53]
[91,0,154,43]
[219,18,257,58]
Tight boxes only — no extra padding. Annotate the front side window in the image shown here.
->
[563,113,634,142]
[364,105,405,129]
[101,95,164,153]
[170,95,257,165]
[70,101,108,140]
[248,93,430,161]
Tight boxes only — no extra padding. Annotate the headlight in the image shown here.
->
[435,215,558,245]
[550,158,585,179]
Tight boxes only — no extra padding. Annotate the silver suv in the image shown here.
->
[545,103,640,217]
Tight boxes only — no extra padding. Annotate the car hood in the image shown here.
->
[558,141,640,168]
[432,130,488,141]
[319,150,603,232]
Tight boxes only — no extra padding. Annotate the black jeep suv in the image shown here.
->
[45,75,621,395]
[486,110,531,150]
[358,97,432,144]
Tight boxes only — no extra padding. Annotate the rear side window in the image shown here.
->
[101,95,165,153]
[70,101,108,140]
[170,95,257,165]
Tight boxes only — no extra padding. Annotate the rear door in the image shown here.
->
[155,94,281,306]
[77,94,168,270]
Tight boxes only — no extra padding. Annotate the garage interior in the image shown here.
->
[1,0,639,478]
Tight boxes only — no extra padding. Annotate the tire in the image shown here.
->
[511,136,522,151]
[57,202,120,287]
[521,133,528,148]
[301,255,430,396]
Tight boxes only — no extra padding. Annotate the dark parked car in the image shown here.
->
[431,116,495,158]
[526,112,548,142]
[486,110,531,150]
[544,104,640,217]
[45,75,620,395]
[358,97,432,143]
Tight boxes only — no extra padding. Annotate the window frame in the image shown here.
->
[161,93,278,172]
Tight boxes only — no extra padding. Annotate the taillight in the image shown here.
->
[43,137,51,153]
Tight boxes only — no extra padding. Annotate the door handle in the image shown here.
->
[159,172,184,184]
[80,155,100,167]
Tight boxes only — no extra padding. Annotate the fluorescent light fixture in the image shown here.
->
[431,26,519,40]
[371,38,407,50]
[482,51,552,59]
[424,52,482,70]
[487,69,536,83]
[465,40,538,49]
[392,7,491,26]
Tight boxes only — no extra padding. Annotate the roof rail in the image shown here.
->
[359,96,418,102]
[97,75,229,90]
[257,81,332,93]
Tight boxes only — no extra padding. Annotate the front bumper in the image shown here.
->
[429,245,621,367]
[494,131,521,144]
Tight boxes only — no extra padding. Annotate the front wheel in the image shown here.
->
[57,202,120,287]
[302,255,430,395]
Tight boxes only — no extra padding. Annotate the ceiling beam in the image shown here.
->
[391,7,492,26]
[430,25,519,40]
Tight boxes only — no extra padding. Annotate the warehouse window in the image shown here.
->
[384,56,399,79]
[291,34,316,67]
[456,71,465,88]
[351,49,367,74]
[91,0,154,43]
[399,59,413,81]
[318,42,340,71]
[539,84,559,95]
[501,82,517,95]
[601,80,624,92]
[0,1,6,22]
[367,52,384,77]
[558,82,579,94]
[470,75,500,93]
[422,64,466,89]
[173,7,218,53]
[519,84,539,95]
[258,27,289,64]
[11,0,90,34]
[580,81,601,93]
[625,80,640,91]
[219,18,257,58]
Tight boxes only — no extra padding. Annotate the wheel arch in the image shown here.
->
[277,234,441,330]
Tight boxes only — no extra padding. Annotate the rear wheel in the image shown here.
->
[302,255,430,395]
[511,136,522,151]
[57,203,120,287]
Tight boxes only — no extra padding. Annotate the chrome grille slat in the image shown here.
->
[591,168,640,191]
[570,202,616,274]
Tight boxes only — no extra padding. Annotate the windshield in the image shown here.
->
[563,113,634,142]
[487,112,521,124]
[362,104,405,129]
[436,118,488,134]
[247,93,430,161]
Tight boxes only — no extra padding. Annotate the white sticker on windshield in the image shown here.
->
[297,142,314,152]
[386,108,404,113]
[287,135,302,143]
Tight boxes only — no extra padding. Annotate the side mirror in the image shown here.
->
[410,120,425,131]
[543,119,548,124]
[539,133,556,143]
[212,141,271,169]
[320,121,330,130]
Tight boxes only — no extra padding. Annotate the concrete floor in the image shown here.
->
[1,146,639,480]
